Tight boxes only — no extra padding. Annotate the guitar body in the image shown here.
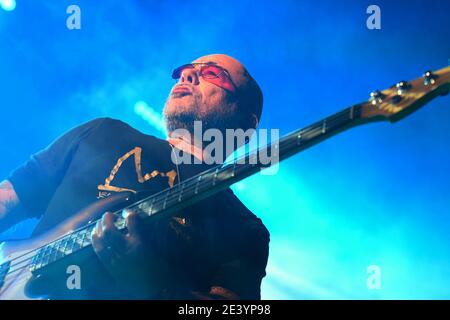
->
[0,193,132,300]
[0,240,44,300]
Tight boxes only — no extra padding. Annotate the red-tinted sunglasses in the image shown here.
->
[171,63,236,94]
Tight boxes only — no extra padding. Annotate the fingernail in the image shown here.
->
[121,209,132,219]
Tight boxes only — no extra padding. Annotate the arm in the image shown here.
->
[0,180,27,232]
[6,118,107,223]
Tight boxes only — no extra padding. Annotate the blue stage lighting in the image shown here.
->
[134,101,166,135]
[0,0,16,11]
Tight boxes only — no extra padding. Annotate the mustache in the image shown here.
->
[171,84,196,93]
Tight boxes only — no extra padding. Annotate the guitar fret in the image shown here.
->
[322,119,327,134]
[78,231,86,248]
[178,183,185,202]
[55,238,63,258]
[194,175,202,194]
[83,230,89,246]
[163,190,169,210]
[50,242,58,265]
[72,232,81,251]
[149,197,155,215]
[69,234,75,253]
[42,246,50,267]
[63,236,69,255]
[231,161,236,177]
[212,168,219,186]
[35,249,43,269]
[85,226,94,245]
[81,229,87,247]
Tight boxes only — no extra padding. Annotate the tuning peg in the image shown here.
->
[396,81,410,95]
[423,70,436,86]
[369,90,384,105]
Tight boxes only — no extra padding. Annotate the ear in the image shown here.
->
[251,113,259,129]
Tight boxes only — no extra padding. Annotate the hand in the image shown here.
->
[91,210,171,298]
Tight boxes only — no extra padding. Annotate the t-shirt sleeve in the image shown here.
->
[7,118,106,218]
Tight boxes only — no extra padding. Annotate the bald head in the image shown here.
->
[164,53,263,135]
[193,54,263,125]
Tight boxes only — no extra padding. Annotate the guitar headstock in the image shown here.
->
[360,66,450,123]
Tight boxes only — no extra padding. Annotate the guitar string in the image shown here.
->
[4,264,29,278]
[1,108,355,276]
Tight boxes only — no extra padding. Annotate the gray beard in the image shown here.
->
[165,110,242,137]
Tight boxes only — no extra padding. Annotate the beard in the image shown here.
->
[163,94,243,137]
[165,110,241,135]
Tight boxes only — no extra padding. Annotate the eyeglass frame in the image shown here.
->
[171,62,237,94]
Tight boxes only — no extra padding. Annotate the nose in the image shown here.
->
[179,67,200,85]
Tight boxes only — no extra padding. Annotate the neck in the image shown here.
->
[167,131,205,161]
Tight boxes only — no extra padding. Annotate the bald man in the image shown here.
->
[0,54,269,300]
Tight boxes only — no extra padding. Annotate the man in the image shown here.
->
[0,54,269,299]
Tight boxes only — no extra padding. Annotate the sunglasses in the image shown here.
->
[171,63,237,94]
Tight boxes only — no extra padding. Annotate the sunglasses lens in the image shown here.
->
[171,64,194,79]
[171,63,236,93]
[200,65,224,79]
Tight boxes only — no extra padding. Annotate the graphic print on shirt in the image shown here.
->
[97,146,177,195]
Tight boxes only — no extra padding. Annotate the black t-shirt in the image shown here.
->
[8,118,270,299]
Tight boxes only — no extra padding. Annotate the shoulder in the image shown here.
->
[88,117,169,145]
[88,117,130,131]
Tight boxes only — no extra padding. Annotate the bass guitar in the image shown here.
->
[0,66,448,299]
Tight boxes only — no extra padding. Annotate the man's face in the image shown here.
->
[163,54,247,133]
